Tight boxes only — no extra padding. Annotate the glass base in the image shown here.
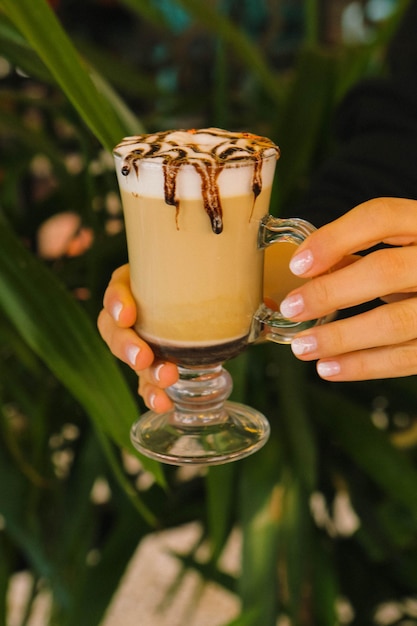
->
[130,400,270,466]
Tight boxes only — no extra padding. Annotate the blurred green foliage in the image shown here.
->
[0,0,416,624]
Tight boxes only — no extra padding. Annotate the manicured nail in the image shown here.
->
[126,344,140,367]
[111,301,123,322]
[317,361,341,378]
[148,393,157,410]
[154,363,164,382]
[291,335,317,356]
[280,293,305,318]
[290,249,314,276]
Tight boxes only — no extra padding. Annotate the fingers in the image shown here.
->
[97,308,154,370]
[281,245,417,322]
[317,340,417,382]
[99,264,151,369]
[292,295,417,359]
[138,362,179,412]
[280,198,417,382]
[288,198,417,279]
[98,307,178,411]
[102,264,137,328]
[290,292,417,381]
[98,263,179,412]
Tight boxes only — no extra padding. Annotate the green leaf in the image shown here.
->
[75,38,162,102]
[52,432,150,626]
[0,0,141,150]
[276,473,312,620]
[0,14,54,83]
[0,105,69,179]
[63,509,147,626]
[0,213,164,486]
[273,347,317,491]
[304,0,320,46]
[204,355,250,561]
[176,0,280,100]
[310,533,339,626]
[205,463,236,562]
[167,550,236,596]
[0,535,9,626]
[118,0,173,31]
[238,441,282,626]
[311,384,417,514]
[273,48,336,211]
[123,0,282,103]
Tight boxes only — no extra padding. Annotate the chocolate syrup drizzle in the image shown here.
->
[115,128,280,234]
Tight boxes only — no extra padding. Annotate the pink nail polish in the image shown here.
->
[280,293,305,318]
[291,335,317,356]
[290,249,314,276]
[148,393,157,410]
[154,363,164,382]
[111,301,123,322]
[317,361,341,378]
[126,345,140,367]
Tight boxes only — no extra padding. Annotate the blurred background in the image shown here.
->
[1,1,417,625]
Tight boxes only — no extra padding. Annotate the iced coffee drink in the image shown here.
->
[113,128,280,365]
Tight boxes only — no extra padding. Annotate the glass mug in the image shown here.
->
[113,128,325,466]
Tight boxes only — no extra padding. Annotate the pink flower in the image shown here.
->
[37,212,94,260]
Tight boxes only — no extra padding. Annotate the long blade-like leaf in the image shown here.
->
[121,0,282,103]
[273,346,317,491]
[176,0,281,102]
[0,213,164,485]
[0,0,140,150]
[238,441,282,626]
[311,384,417,513]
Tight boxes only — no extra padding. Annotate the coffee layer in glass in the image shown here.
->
[114,128,279,366]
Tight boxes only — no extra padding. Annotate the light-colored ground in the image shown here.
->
[7,522,241,626]
[102,522,240,626]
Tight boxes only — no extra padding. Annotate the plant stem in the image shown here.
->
[304,0,319,46]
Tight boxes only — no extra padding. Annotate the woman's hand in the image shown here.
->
[97,264,178,411]
[98,197,417,390]
[280,198,417,381]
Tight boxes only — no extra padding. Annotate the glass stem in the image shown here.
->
[166,363,233,425]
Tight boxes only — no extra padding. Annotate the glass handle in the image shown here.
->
[258,215,316,248]
[249,215,322,345]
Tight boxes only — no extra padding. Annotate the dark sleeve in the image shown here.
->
[293,4,417,227]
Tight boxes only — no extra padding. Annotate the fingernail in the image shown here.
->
[291,335,317,356]
[126,344,140,367]
[280,293,305,318]
[290,249,314,276]
[317,361,341,378]
[148,393,157,410]
[111,301,123,322]
[154,363,164,382]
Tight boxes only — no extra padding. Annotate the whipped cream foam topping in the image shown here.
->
[114,128,280,234]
